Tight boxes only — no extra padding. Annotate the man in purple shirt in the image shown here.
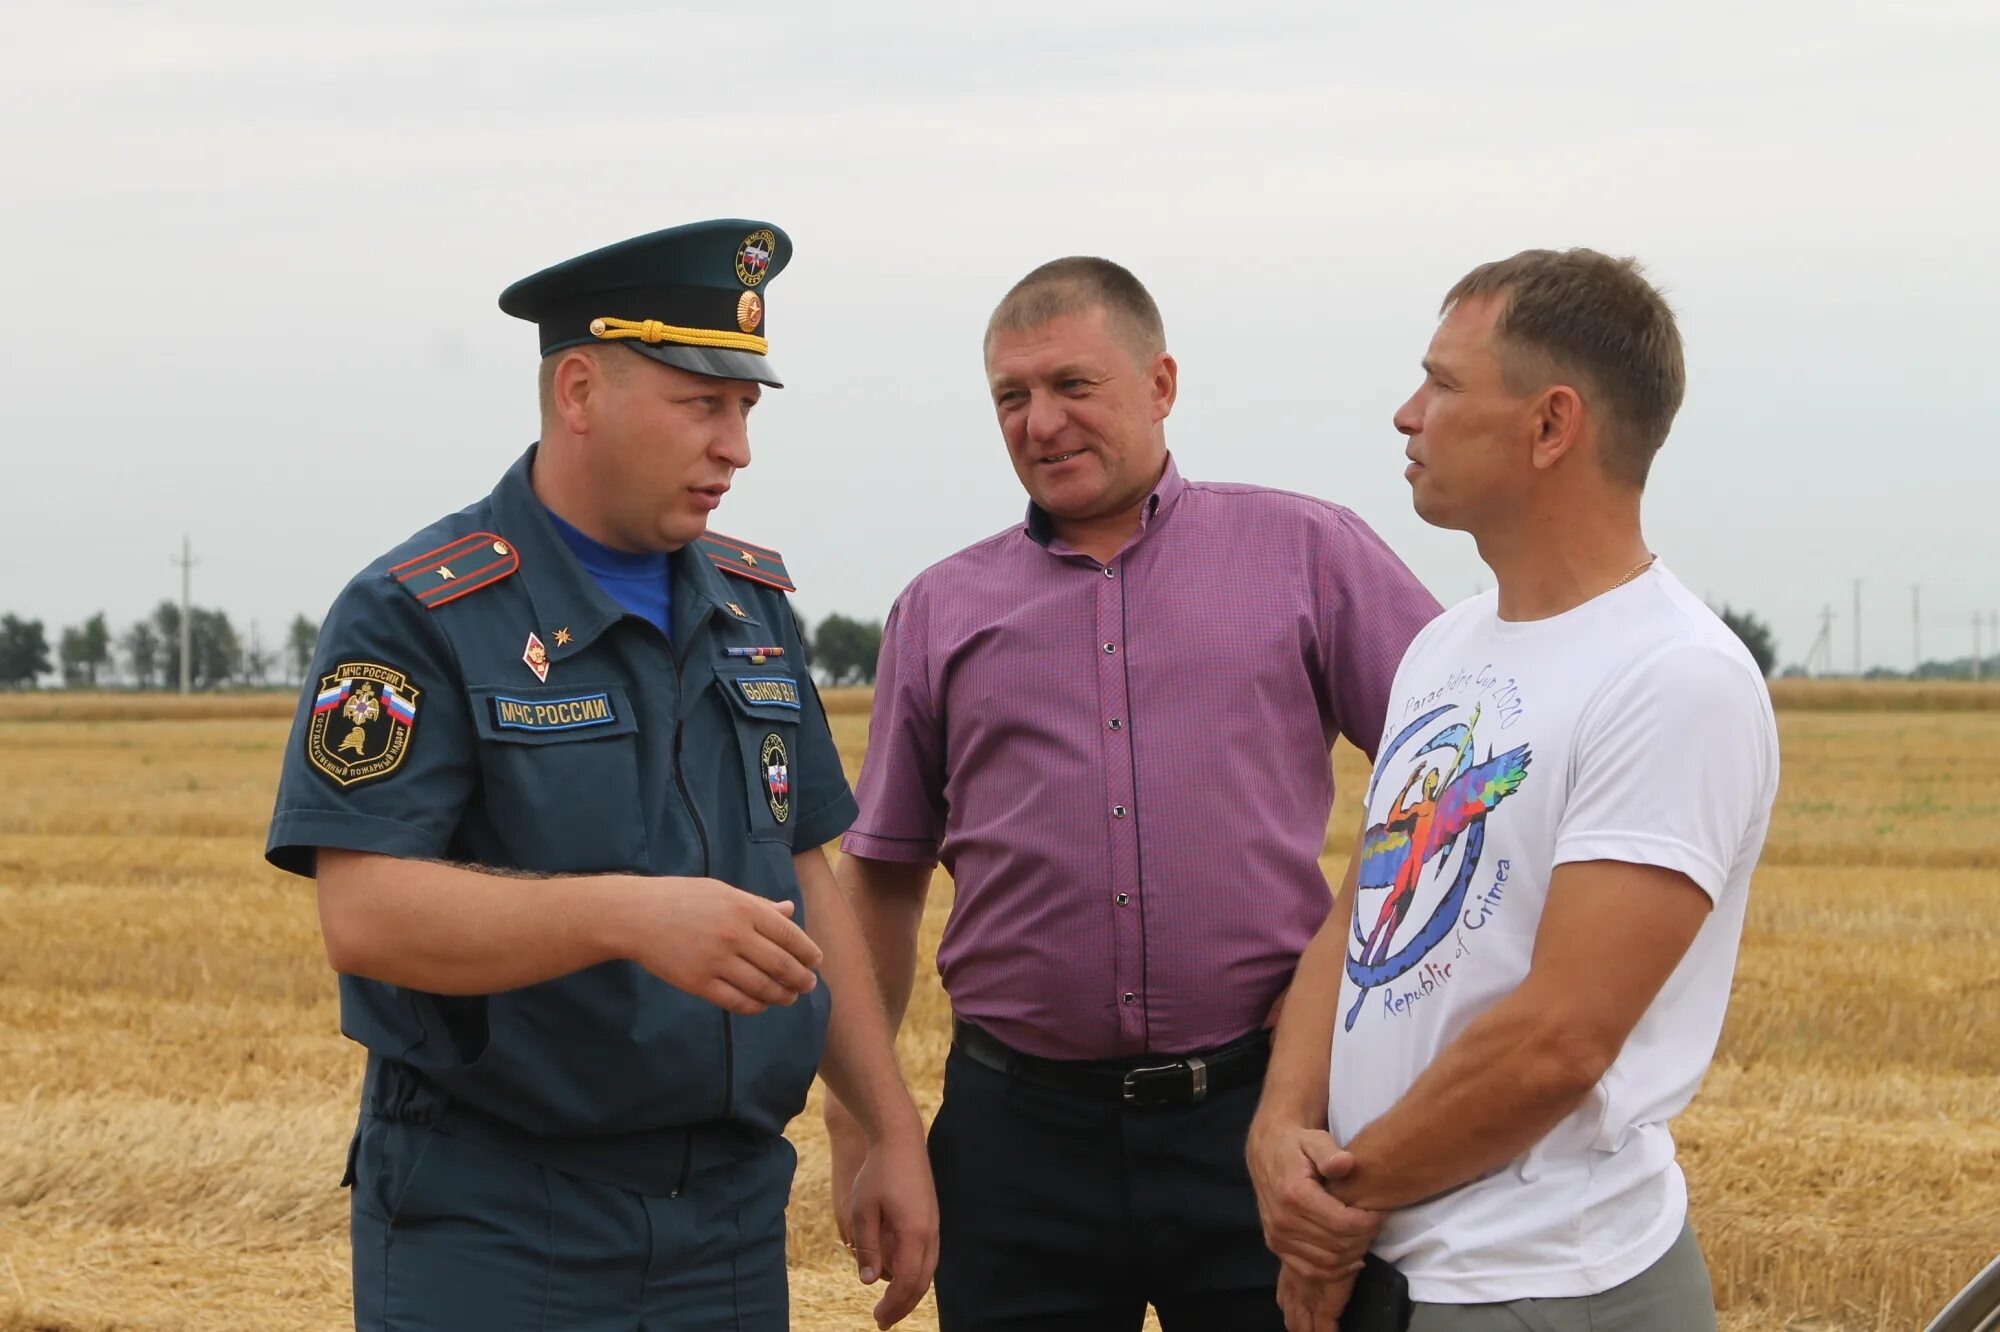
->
[824,257,1439,1330]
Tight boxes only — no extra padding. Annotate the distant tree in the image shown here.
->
[152,601,242,689]
[80,613,111,685]
[288,613,319,684]
[0,614,52,688]
[191,608,242,688]
[122,620,161,689]
[153,601,182,687]
[812,613,884,686]
[58,613,112,687]
[1717,606,1778,678]
[59,624,89,687]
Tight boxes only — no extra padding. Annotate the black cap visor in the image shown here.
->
[619,341,783,389]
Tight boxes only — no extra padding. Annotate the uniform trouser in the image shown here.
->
[1406,1221,1717,1332]
[927,1044,1286,1331]
[347,1113,794,1331]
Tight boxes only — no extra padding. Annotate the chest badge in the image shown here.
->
[760,732,791,825]
[522,632,551,682]
[726,645,785,665]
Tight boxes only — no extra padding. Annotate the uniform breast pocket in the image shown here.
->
[716,672,803,846]
[468,684,648,872]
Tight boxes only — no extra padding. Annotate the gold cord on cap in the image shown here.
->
[587,316,768,355]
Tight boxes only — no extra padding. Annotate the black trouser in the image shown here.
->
[927,1033,1284,1331]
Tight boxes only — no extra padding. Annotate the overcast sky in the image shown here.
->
[3,0,1995,674]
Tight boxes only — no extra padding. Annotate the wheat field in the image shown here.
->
[1,683,1995,1331]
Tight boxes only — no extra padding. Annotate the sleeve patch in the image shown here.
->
[307,662,421,787]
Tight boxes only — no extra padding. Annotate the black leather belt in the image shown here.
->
[952,1018,1270,1107]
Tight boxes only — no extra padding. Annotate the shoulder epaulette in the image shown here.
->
[699,530,794,593]
[389,531,521,608]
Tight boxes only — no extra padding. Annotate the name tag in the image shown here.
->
[732,677,801,710]
[491,691,619,732]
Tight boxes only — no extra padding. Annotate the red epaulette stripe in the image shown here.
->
[702,530,783,560]
[413,553,515,604]
[388,531,520,608]
[705,555,796,593]
[391,531,509,579]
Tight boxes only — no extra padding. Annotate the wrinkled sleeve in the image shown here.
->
[839,590,946,865]
[786,597,860,850]
[1316,508,1442,762]
[1554,643,1779,902]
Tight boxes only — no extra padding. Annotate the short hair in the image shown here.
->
[536,344,626,420]
[1443,248,1686,487]
[985,256,1167,363]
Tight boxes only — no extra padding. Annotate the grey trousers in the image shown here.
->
[1407,1222,1716,1332]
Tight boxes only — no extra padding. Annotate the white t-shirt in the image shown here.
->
[1326,564,1779,1303]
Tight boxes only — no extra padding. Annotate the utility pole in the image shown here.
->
[1912,584,1921,674]
[1804,604,1835,677]
[1976,614,1985,684]
[171,536,196,694]
[1851,579,1862,676]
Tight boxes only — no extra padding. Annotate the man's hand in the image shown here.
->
[622,877,823,1014]
[844,1115,939,1329]
[1277,1264,1356,1332]
[1247,1122,1381,1280]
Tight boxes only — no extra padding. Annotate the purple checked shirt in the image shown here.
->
[842,458,1441,1060]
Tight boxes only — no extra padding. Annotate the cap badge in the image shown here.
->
[735,229,776,287]
[737,290,763,334]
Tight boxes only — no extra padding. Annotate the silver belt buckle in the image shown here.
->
[1121,1054,1210,1105]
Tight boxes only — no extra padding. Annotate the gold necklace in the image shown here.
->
[1608,554,1657,592]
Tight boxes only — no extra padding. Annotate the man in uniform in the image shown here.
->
[267,220,937,1331]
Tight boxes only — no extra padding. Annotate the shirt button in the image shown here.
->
[1115,892,1131,906]
[1104,565,1117,578]
[1112,804,1127,818]
[1102,642,1117,654]
[1122,992,1138,1006]
[1108,717,1123,731]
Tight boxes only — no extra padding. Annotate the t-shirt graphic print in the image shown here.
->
[1346,699,1531,1033]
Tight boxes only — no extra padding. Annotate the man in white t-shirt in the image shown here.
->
[1247,249,1779,1331]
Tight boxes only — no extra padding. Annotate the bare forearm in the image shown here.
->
[1259,897,1348,1128]
[835,854,931,1032]
[1257,851,1360,1132]
[1334,985,1601,1211]
[798,848,921,1142]
[1334,860,1717,1212]
[316,849,627,994]
[822,854,931,1134]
